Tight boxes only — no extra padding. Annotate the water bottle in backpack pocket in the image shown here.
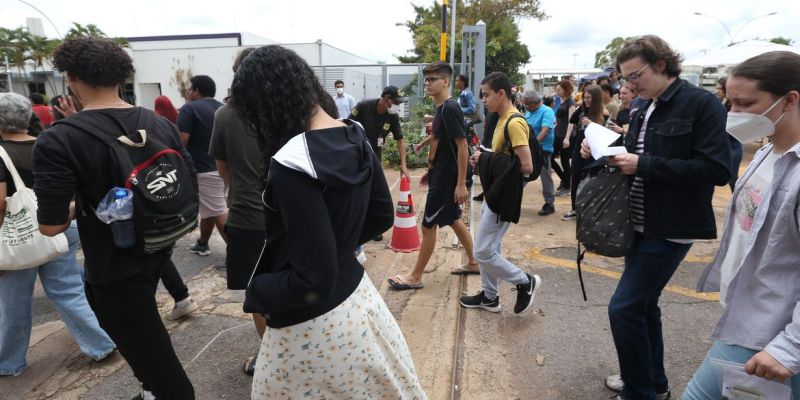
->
[96,187,136,248]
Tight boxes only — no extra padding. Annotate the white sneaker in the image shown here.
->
[605,374,671,400]
[165,297,199,321]
[355,248,367,265]
[606,374,624,391]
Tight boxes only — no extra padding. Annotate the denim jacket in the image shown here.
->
[698,142,800,373]
[624,78,731,239]
[459,88,476,116]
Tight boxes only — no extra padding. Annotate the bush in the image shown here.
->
[382,97,435,169]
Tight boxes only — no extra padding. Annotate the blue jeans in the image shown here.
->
[683,341,800,399]
[609,233,692,399]
[0,223,115,376]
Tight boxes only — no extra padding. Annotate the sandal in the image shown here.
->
[388,275,424,290]
[450,263,480,275]
[243,355,257,376]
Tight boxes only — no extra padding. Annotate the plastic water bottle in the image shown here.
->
[109,188,135,248]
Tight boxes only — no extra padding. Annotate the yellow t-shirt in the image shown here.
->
[491,109,529,154]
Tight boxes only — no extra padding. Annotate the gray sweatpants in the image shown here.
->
[540,152,555,205]
[476,203,529,299]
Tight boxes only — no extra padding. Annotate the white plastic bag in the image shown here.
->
[0,146,68,270]
[712,358,792,400]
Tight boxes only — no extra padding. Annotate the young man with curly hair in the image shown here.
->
[33,37,196,400]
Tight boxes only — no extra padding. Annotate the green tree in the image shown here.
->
[769,36,794,46]
[5,27,33,95]
[65,22,129,47]
[594,36,634,68]
[397,0,547,77]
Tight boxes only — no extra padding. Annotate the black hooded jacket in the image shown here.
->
[243,121,394,328]
[478,150,523,223]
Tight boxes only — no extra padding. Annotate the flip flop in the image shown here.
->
[450,263,480,275]
[242,355,257,376]
[388,275,424,290]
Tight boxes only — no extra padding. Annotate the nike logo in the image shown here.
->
[424,205,446,224]
[527,278,534,295]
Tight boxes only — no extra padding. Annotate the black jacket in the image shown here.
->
[626,78,731,239]
[478,150,523,223]
[243,121,394,328]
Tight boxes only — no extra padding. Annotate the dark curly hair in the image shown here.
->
[231,45,338,160]
[52,38,134,87]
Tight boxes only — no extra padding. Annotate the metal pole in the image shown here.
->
[440,0,448,61]
[449,0,456,67]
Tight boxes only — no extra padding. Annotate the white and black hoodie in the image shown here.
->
[243,121,394,328]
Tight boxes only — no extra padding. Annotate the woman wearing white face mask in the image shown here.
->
[684,51,800,399]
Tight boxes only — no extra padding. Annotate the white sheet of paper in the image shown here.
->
[585,123,624,160]
[712,358,791,400]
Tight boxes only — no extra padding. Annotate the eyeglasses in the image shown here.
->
[423,76,443,84]
[624,64,649,83]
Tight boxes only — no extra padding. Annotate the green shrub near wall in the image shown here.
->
[382,97,435,169]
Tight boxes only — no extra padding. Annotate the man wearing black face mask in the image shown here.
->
[349,86,408,242]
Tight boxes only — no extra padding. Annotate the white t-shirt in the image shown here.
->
[719,150,780,306]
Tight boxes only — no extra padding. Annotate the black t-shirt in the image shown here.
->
[33,108,197,285]
[555,97,574,139]
[177,98,223,173]
[348,99,403,156]
[430,99,466,184]
[0,139,35,197]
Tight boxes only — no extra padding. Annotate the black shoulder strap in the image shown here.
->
[503,113,526,153]
[54,108,154,147]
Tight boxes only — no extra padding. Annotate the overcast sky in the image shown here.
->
[3,0,798,71]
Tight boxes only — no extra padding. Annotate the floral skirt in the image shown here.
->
[251,273,428,400]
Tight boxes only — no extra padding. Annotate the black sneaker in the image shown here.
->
[472,192,484,201]
[459,291,500,312]
[537,203,555,216]
[512,274,541,314]
[561,210,576,221]
[373,234,383,242]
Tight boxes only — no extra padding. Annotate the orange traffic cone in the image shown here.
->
[390,175,420,253]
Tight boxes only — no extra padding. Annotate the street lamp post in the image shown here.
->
[693,11,778,47]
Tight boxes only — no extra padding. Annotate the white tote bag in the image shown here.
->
[0,145,68,270]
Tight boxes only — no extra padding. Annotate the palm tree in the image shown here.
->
[28,35,59,95]
[0,28,12,93]
[7,27,33,96]
[66,22,129,48]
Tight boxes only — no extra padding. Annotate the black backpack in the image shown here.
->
[503,113,544,181]
[575,166,633,257]
[55,109,198,253]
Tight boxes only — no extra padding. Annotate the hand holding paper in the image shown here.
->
[585,123,627,159]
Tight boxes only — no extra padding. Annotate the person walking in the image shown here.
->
[232,45,427,399]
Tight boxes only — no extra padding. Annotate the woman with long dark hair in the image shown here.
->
[233,45,427,399]
[562,84,607,220]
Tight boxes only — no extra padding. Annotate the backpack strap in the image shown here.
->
[502,112,526,154]
[54,108,154,148]
[576,241,588,301]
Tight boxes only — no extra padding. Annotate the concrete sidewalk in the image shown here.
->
[1,142,754,399]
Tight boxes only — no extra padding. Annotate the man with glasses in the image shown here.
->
[579,35,731,400]
[389,61,478,289]
[349,86,408,242]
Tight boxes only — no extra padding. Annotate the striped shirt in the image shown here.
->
[631,102,655,232]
